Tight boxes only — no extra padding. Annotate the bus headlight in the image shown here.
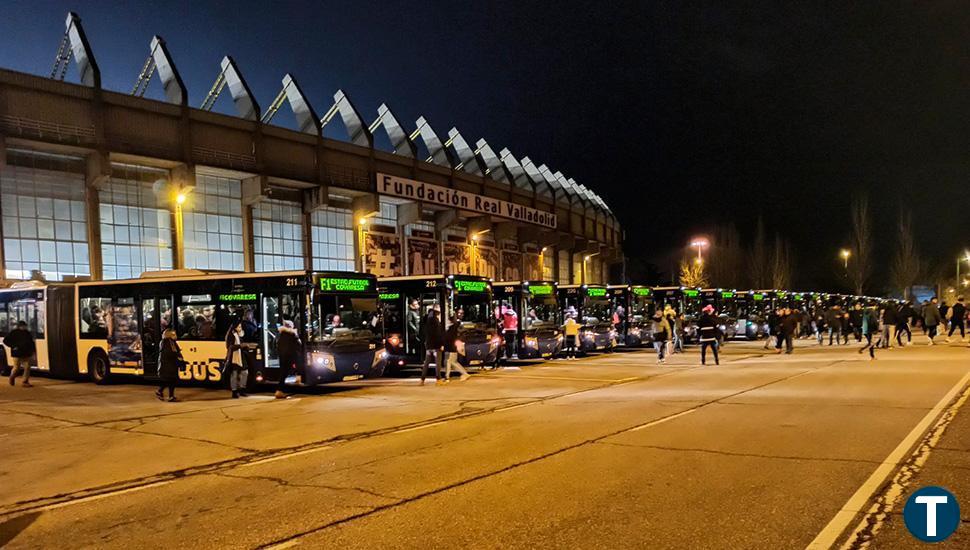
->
[312,352,336,372]
[386,334,401,348]
[489,336,501,349]
[525,336,538,348]
[582,330,594,339]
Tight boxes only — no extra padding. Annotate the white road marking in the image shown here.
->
[627,408,699,432]
[237,446,332,469]
[34,480,174,513]
[806,370,970,550]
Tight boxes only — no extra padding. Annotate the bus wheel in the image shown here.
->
[89,352,110,384]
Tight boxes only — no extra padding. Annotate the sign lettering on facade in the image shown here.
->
[378,173,557,229]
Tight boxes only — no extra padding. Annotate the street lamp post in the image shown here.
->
[840,249,850,270]
[357,217,368,272]
[957,252,970,294]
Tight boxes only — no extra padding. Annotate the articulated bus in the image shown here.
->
[75,270,386,386]
[0,281,78,378]
[558,284,616,353]
[492,281,563,359]
[378,274,500,368]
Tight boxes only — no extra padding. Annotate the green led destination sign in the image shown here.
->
[753,293,765,301]
[683,289,700,298]
[379,292,400,301]
[453,280,488,293]
[219,293,256,302]
[632,288,652,296]
[319,277,372,292]
[586,288,607,297]
[528,284,554,296]
[721,291,735,299]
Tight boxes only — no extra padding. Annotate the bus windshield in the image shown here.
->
[311,295,381,343]
[525,295,559,330]
[453,294,491,327]
[631,295,653,323]
[584,298,612,325]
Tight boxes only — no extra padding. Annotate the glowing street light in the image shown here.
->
[690,237,709,262]
[840,249,850,269]
[582,251,600,284]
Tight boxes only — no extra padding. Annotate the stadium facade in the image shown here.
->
[0,13,622,284]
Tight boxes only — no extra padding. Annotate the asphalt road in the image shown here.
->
[1,338,969,549]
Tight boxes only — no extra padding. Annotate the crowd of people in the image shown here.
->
[758,296,967,359]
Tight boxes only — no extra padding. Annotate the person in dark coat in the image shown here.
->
[155,329,183,401]
[275,319,302,399]
[896,301,915,346]
[780,308,799,354]
[923,297,943,345]
[849,303,864,342]
[224,321,252,398]
[697,305,720,365]
[420,304,445,385]
[946,296,967,341]
[5,320,36,387]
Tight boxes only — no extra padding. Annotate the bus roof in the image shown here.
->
[76,270,307,286]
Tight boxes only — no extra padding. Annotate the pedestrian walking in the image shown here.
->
[650,311,671,364]
[155,329,182,401]
[420,304,445,384]
[275,319,302,399]
[946,296,967,342]
[824,305,842,345]
[767,308,782,350]
[923,297,942,345]
[443,315,471,381]
[881,302,898,348]
[780,307,798,354]
[698,305,720,365]
[849,303,864,342]
[224,321,251,398]
[562,314,579,360]
[896,301,915,346]
[5,320,35,387]
[858,305,881,359]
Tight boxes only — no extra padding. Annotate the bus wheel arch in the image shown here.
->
[88,349,111,384]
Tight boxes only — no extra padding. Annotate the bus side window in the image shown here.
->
[79,297,110,338]
[176,304,218,340]
[0,302,7,336]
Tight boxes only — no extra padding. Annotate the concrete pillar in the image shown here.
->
[302,210,313,272]
[241,205,254,272]
[84,153,110,280]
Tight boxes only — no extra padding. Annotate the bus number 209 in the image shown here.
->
[178,361,223,383]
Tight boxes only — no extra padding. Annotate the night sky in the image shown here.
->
[1,1,968,291]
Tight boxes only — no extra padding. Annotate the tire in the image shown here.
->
[89,351,110,384]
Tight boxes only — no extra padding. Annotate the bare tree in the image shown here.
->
[890,208,921,299]
[770,233,792,289]
[849,194,873,295]
[749,216,769,289]
[679,258,709,288]
[708,223,744,288]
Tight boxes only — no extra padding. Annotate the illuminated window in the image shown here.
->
[99,164,173,280]
[311,205,354,271]
[558,250,570,284]
[253,199,303,272]
[371,199,399,227]
[1,150,90,280]
[572,253,583,284]
[542,249,555,280]
[183,173,244,271]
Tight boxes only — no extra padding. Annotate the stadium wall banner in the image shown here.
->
[377,173,557,229]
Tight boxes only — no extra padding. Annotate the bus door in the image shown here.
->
[108,297,141,375]
[139,296,172,377]
[407,285,442,357]
[262,292,303,371]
